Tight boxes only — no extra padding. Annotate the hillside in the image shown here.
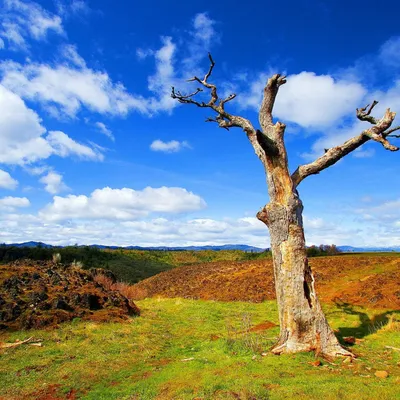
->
[0,245,272,283]
[132,254,400,309]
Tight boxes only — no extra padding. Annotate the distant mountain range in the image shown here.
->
[2,242,400,253]
[2,242,266,252]
[337,245,400,253]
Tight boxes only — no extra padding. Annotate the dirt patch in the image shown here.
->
[132,255,400,309]
[250,321,277,332]
[0,260,140,331]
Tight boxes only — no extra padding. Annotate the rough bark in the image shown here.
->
[171,56,399,358]
[255,79,352,357]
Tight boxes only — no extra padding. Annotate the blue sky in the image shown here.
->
[0,0,399,247]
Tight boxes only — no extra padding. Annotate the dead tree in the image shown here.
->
[171,54,400,358]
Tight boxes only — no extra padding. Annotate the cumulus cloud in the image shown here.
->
[39,186,207,222]
[0,208,394,248]
[0,0,64,50]
[0,84,104,165]
[303,215,362,246]
[274,72,366,128]
[0,196,30,211]
[39,171,68,194]
[0,169,18,189]
[150,139,190,153]
[238,72,366,129]
[95,122,114,141]
[47,131,103,160]
[0,60,150,118]
[302,79,400,159]
[0,212,269,247]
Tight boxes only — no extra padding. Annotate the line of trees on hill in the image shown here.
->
[306,244,341,257]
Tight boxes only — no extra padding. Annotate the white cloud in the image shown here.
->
[150,139,190,153]
[0,84,103,165]
[238,72,366,129]
[0,212,269,248]
[146,36,177,113]
[302,79,400,159]
[379,36,400,68]
[193,13,216,45]
[70,0,90,14]
[275,72,367,128]
[39,186,207,222]
[0,12,219,119]
[0,169,18,189]
[0,82,51,164]
[136,48,154,60]
[0,196,30,211]
[303,215,362,246]
[56,0,90,16]
[137,13,219,113]
[39,171,68,194]
[61,44,86,68]
[1,0,64,50]
[95,122,114,141]
[0,60,149,118]
[47,131,103,160]
[24,165,49,176]
[356,198,400,222]
[0,205,397,248]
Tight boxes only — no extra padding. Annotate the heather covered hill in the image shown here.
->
[132,254,400,309]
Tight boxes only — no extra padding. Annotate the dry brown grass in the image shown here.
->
[131,254,400,309]
[94,275,148,300]
[93,274,114,291]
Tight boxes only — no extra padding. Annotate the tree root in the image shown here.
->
[270,340,355,360]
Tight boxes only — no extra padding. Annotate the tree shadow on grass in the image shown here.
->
[334,301,400,345]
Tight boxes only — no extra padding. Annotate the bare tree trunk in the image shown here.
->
[257,140,351,358]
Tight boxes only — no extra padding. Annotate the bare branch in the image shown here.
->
[204,53,215,82]
[363,109,398,151]
[219,93,236,110]
[171,55,256,133]
[292,107,398,187]
[171,86,205,107]
[356,100,379,124]
[259,74,287,130]
[185,53,218,106]
[386,125,400,137]
[171,54,280,162]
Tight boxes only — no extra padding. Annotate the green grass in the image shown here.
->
[1,299,399,399]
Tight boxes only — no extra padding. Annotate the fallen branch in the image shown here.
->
[385,345,400,352]
[0,337,42,349]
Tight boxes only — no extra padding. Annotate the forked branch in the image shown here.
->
[171,53,254,132]
[259,74,287,131]
[292,103,399,187]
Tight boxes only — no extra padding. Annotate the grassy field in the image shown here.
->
[1,298,399,400]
